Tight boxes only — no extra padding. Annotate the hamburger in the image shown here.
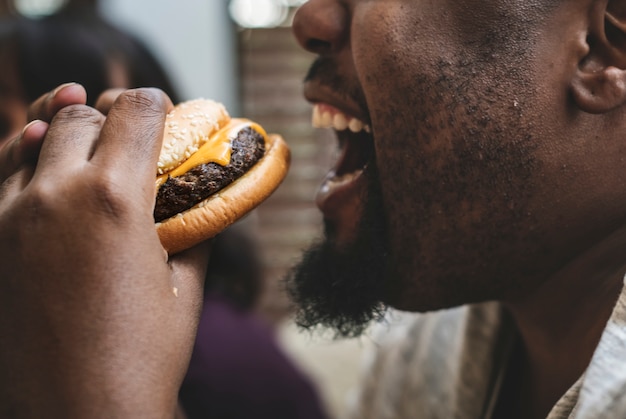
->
[154,99,290,254]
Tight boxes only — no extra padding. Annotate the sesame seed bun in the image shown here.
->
[154,99,290,255]
[157,99,231,175]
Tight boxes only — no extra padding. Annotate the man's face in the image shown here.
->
[287,0,623,334]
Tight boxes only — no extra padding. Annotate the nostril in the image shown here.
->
[306,39,331,53]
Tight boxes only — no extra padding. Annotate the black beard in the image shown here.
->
[284,163,392,338]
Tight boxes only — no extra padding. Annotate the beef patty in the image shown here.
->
[154,127,265,222]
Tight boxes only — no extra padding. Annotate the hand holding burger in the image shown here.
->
[0,88,290,417]
[0,88,212,417]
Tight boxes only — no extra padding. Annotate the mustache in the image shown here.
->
[304,57,368,111]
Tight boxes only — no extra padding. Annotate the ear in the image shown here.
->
[571,0,626,114]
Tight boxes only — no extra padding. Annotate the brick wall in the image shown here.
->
[237,27,335,322]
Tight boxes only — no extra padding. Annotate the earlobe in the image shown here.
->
[571,65,626,114]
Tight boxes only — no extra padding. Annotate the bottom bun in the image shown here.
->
[156,133,290,255]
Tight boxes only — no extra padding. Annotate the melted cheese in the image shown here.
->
[156,118,267,188]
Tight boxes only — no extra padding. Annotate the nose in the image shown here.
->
[292,0,348,55]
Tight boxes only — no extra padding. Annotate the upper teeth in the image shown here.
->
[312,104,371,133]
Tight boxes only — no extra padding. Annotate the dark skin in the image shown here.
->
[0,85,209,418]
[4,0,626,418]
[291,0,626,418]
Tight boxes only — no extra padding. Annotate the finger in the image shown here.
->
[94,88,126,115]
[93,88,172,188]
[0,120,48,183]
[0,168,35,206]
[26,83,87,123]
[35,105,105,176]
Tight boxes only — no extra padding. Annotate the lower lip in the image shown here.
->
[316,168,366,219]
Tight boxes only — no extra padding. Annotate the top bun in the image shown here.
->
[158,99,230,175]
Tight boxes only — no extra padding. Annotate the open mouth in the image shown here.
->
[311,103,375,215]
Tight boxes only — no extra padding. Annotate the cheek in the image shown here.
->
[352,0,456,85]
[358,65,544,306]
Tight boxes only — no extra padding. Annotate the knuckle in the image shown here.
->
[22,180,58,218]
[116,88,168,116]
[52,104,104,127]
[86,173,131,219]
[27,173,131,222]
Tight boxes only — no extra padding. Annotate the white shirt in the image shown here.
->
[348,280,626,419]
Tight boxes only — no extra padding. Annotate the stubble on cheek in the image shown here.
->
[368,52,545,309]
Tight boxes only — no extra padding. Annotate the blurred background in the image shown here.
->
[0,0,377,417]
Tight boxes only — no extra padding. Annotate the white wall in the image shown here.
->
[99,0,240,114]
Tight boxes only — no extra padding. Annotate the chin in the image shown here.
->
[285,163,395,338]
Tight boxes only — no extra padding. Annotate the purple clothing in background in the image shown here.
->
[179,294,330,419]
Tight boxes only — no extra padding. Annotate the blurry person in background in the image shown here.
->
[180,225,328,419]
[0,11,180,144]
[0,11,328,419]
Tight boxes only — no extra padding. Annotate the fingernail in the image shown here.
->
[20,120,41,136]
[20,119,48,139]
[51,82,78,99]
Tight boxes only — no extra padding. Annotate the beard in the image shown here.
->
[284,162,394,338]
